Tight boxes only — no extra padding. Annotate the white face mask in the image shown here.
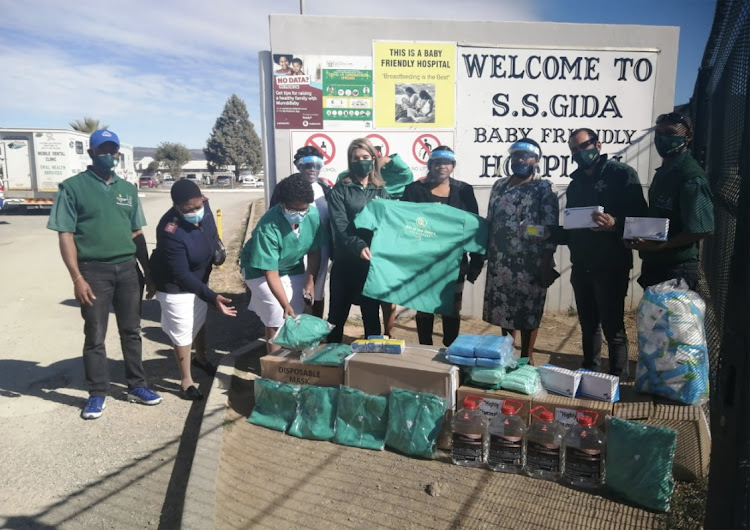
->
[183,206,205,224]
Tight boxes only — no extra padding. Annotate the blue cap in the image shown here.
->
[89,129,120,148]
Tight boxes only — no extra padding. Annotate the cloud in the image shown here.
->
[0,0,541,146]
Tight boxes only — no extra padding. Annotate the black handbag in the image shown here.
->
[214,238,227,266]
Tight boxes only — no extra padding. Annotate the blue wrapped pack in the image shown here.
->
[475,357,506,368]
[635,279,709,405]
[474,335,515,366]
[447,334,481,358]
[446,354,476,366]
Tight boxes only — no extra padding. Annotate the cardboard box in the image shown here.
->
[344,347,459,409]
[577,370,620,402]
[260,349,344,387]
[539,364,581,397]
[562,206,604,229]
[612,384,654,420]
[531,393,612,430]
[457,385,532,425]
[646,404,711,481]
[624,216,670,241]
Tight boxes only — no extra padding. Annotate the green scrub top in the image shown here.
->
[241,205,325,280]
[642,152,714,265]
[354,199,488,314]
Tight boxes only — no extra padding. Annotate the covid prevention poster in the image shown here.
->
[322,57,373,130]
[455,46,658,185]
[373,41,456,129]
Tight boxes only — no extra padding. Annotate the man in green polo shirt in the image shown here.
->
[628,113,714,291]
[48,129,162,420]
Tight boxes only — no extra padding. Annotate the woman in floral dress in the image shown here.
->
[483,138,559,364]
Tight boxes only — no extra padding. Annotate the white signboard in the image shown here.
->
[289,130,455,182]
[456,46,658,186]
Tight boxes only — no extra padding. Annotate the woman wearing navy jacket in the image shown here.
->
[149,179,236,400]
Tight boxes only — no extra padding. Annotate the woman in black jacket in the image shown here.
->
[401,146,484,346]
[149,179,236,400]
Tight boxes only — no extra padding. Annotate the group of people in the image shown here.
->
[242,111,714,381]
[50,110,713,420]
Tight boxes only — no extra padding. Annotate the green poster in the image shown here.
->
[322,69,373,123]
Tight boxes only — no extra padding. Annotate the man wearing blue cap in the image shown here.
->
[48,129,162,419]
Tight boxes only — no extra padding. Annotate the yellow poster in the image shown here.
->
[373,41,455,128]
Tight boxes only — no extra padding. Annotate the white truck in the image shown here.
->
[0,128,136,210]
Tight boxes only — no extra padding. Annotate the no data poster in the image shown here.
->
[272,53,323,129]
[373,41,456,129]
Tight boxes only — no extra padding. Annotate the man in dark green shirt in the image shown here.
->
[629,113,714,290]
[554,128,648,378]
[48,130,162,420]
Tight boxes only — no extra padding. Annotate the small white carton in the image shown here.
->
[538,364,581,398]
[623,217,670,241]
[577,369,620,402]
[562,206,604,229]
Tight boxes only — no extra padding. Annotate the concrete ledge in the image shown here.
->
[181,339,265,529]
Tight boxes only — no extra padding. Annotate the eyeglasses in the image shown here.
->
[283,205,309,215]
[656,112,692,131]
[298,162,322,170]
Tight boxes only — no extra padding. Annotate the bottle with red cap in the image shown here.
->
[524,405,565,480]
[562,410,606,488]
[451,395,488,467]
[487,399,526,473]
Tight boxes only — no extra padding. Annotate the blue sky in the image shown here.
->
[0,0,716,148]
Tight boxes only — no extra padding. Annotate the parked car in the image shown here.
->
[139,176,158,188]
[215,175,233,188]
[241,176,264,188]
[162,177,176,189]
[185,174,201,186]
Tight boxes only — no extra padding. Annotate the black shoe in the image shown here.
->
[192,357,217,376]
[180,385,203,401]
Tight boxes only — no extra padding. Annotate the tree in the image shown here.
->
[69,117,108,133]
[204,94,262,180]
[154,142,191,179]
[145,160,160,176]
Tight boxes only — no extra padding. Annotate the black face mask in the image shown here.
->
[511,161,534,177]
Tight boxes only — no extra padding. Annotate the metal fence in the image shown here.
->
[689,0,750,527]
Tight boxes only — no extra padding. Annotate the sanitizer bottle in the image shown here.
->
[524,405,565,480]
[487,399,526,473]
[451,395,488,467]
[562,410,606,488]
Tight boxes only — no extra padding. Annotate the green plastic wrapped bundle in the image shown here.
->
[302,344,352,366]
[334,387,389,450]
[247,378,300,432]
[606,416,677,512]
[288,386,340,440]
[468,366,506,388]
[385,388,446,459]
[270,314,334,351]
[500,364,540,395]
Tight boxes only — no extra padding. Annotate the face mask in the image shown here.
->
[283,208,307,225]
[654,135,687,157]
[93,154,119,172]
[572,147,599,169]
[350,159,373,178]
[183,207,204,224]
[510,161,534,178]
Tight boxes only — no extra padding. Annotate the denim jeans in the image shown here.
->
[79,258,147,396]
[570,267,631,378]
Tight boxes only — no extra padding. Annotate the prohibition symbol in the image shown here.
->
[366,133,390,158]
[412,134,440,165]
[305,133,336,165]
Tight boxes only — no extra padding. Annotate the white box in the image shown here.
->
[538,364,581,398]
[577,370,620,402]
[623,217,670,241]
[562,206,604,229]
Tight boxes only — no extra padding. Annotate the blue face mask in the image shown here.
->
[183,207,204,224]
[511,161,535,177]
[283,208,307,225]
